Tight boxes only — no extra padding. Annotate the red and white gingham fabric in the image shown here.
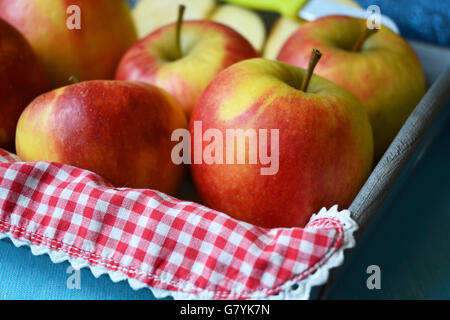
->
[0,148,355,299]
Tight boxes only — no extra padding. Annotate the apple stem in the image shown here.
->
[175,5,186,59]
[68,75,80,84]
[300,49,322,93]
[352,27,378,52]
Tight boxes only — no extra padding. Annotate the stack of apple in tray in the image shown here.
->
[0,0,429,298]
[0,0,425,229]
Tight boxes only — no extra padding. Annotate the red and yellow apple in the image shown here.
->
[0,18,49,151]
[278,16,426,159]
[0,0,137,88]
[115,9,259,118]
[190,57,373,228]
[16,81,187,195]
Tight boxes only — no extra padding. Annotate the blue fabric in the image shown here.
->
[0,239,171,300]
[356,0,450,45]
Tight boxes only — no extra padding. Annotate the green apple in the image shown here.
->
[209,4,266,52]
[263,16,302,60]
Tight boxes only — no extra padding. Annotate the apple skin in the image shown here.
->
[0,0,137,88]
[16,81,187,195]
[190,58,373,228]
[277,16,426,159]
[115,20,259,118]
[0,18,49,151]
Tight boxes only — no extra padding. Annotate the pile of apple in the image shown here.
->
[0,0,425,228]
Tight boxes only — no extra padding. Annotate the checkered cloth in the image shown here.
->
[0,148,346,299]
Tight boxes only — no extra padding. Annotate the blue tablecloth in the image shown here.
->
[356,0,450,45]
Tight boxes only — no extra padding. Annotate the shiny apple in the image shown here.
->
[16,81,187,194]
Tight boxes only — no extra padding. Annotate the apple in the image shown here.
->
[132,0,217,39]
[190,53,373,228]
[0,18,49,151]
[277,16,426,159]
[0,0,137,88]
[16,80,187,195]
[208,4,266,52]
[115,6,259,118]
[263,16,303,60]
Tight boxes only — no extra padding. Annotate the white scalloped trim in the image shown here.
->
[0,205,357,300]
[273,205,358,300]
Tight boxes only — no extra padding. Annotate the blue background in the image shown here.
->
[0,0,449,299]
[356,0,450,45]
